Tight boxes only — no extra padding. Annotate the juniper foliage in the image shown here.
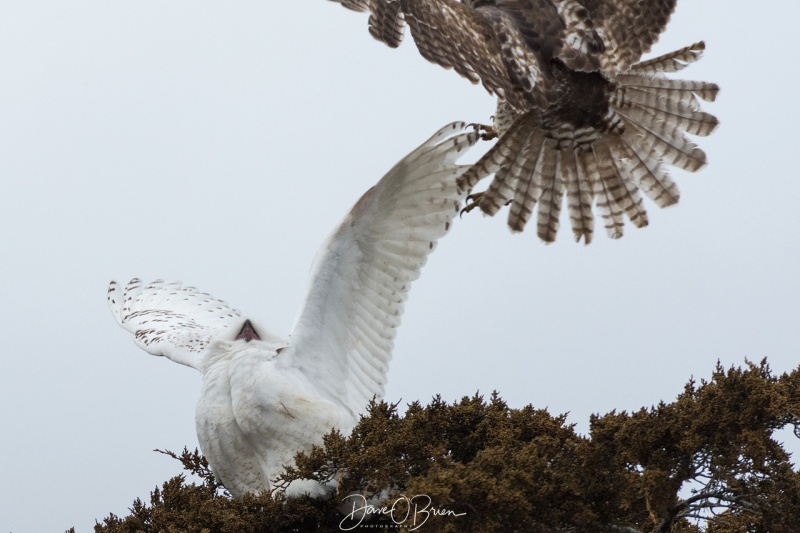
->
[94,359,800,533]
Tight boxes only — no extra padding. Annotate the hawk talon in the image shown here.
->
[460,192,485,218]
[461,192,513,218]
[467,123,498,141]
[481,127,498,141]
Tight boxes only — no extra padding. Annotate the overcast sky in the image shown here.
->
[2,2,799,531]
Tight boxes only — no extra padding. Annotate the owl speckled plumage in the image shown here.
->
[332,0,718,243]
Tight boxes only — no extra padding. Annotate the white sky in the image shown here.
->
[2,2,799,531]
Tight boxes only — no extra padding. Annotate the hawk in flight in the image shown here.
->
[108,123,479,497]
[331,0,719,243]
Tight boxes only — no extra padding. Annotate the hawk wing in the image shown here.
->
[402,0,523,103]
[108,279,249,370]
[580,0,677,73]
[283,122,479,418]
[351,0,556,109]
[333,0,673,106]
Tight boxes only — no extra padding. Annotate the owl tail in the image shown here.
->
[458,42,719,244]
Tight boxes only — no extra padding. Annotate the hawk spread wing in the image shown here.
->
[332,0,718,243]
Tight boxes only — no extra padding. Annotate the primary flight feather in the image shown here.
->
[108,122,479,497]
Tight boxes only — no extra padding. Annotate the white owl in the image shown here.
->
[108,122,479,497]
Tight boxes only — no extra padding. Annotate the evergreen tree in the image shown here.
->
[92,359,800,533]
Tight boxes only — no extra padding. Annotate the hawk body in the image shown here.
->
[334,0,718,243]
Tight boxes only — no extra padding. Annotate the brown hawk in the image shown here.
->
[331,0,719,243]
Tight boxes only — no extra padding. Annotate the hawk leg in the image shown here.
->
[460,190,512,217]
[467,122,498,141]
[459,123,502,217]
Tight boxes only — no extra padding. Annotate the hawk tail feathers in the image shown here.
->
[456,45,718,244]
[627,41,708,75]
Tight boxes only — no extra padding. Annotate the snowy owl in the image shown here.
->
[108,122,479,497]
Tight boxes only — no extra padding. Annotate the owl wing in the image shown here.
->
[108,278,249,370]
[283,122,479,419]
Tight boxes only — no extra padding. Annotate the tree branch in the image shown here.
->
[655,490,761,533]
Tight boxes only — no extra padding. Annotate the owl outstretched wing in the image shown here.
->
[284,122,479,418]
[108,278,248,370]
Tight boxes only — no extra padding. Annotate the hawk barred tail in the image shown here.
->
[329,0,719,243]
[459,42,719,243]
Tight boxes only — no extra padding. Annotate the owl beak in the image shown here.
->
[235,319,260,342]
